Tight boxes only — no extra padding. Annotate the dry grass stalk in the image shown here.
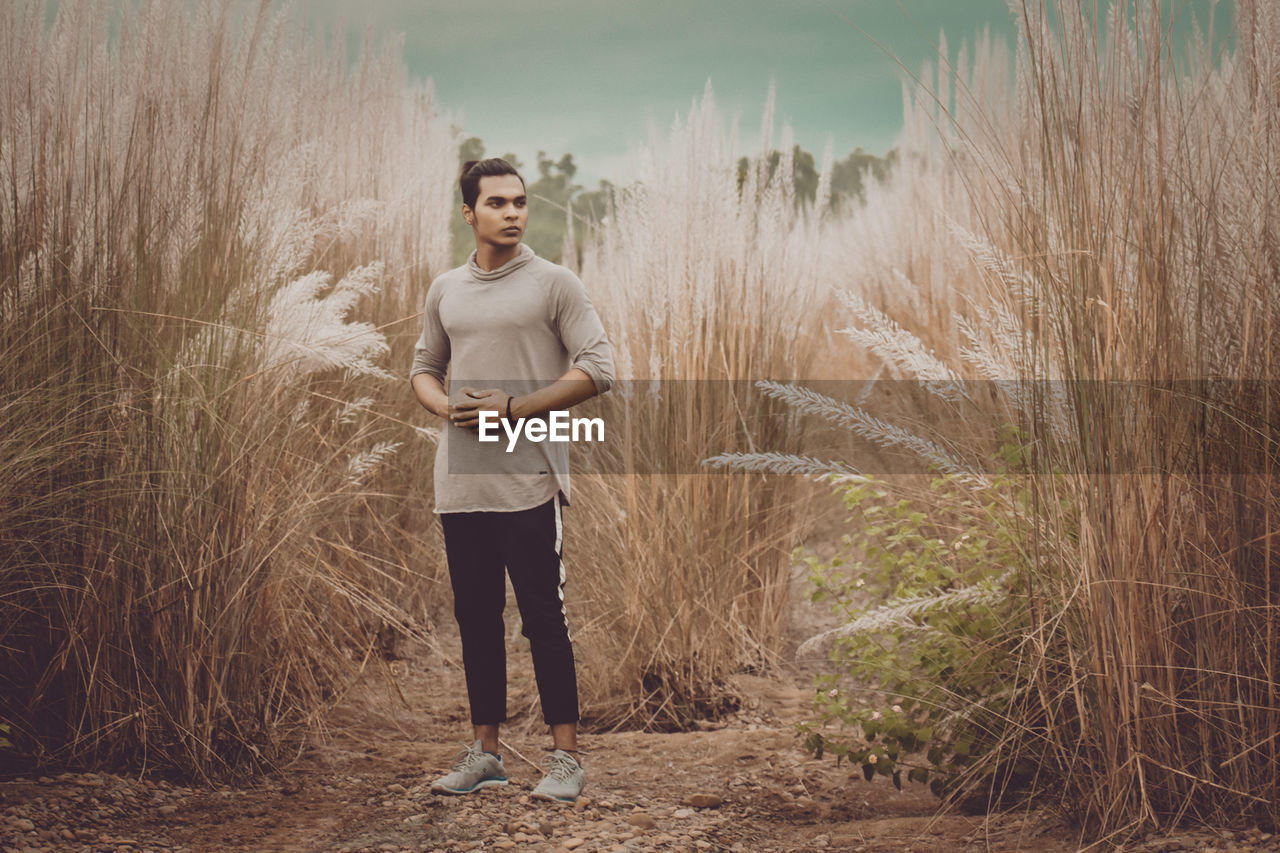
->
[568,84,827,728]
[0,0,456,777]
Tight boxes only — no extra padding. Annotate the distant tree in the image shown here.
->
[734,144,820,208]
[573,179,614,223]
[828,147,897,212]
[521,150,583,262]
[736,144,895,212]
[459,136,485,164]
[449,138,894,269]
[562,179,615,268]
[793,146,819,206]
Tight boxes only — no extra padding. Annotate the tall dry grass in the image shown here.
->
[0,0,456,776]
[997,0,1278,833]
[769,0,1276,836]
[566,85,830,728]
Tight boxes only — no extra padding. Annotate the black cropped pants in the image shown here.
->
[439,497,579,726]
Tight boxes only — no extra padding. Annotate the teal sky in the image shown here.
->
[308,1,1229,186]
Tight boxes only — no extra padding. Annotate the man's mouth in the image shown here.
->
[503,226,521,234]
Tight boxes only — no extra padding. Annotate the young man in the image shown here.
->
[410,158,614,803]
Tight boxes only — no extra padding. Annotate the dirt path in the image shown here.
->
[4,574,1278,852]
[0,638,1079,853]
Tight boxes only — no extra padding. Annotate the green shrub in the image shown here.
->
[798,429,1062,806]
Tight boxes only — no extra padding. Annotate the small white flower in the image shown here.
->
[867,753,878,764]
[827,688,839,699]
[854,578,865,588]
[891,704,902,713]
[870,710,882,721]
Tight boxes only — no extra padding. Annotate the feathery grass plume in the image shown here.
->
[0,0,456,776]
[754,380,985,487]
[796,569,1016,661]
[345,441,403,486]
[835,288,971,407]
[259,264,391,381]
[702,451,866,481]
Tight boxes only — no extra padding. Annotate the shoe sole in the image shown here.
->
[431,777,509,795]
[529,789,580,804]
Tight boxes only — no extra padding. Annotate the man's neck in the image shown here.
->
[475,242,521,272]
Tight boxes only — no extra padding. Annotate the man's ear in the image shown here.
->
[462,204,474,225]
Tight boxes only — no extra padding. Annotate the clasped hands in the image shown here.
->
[448,387,514,430]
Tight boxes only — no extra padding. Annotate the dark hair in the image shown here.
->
[459,158,525,209]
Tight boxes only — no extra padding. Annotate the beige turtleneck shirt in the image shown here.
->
[411,244,615,513]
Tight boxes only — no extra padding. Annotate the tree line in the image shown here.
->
[451,137,897,266]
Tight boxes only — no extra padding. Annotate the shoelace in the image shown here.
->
[451,745,486,773]
[543,752,579,782]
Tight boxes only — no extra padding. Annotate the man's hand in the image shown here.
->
[449,387,513,430]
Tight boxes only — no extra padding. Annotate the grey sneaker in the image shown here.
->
[530,749,585,803]
[430,740,508,795]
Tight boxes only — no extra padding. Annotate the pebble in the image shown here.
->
[627,812,656,830]
[685,793,722,808]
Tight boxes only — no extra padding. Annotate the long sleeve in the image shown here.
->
[552,269,615,395]
[410,283,450,384]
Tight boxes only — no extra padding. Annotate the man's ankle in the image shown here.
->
[553,746,583,765]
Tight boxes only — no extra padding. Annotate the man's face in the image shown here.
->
[464,174,527,249]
